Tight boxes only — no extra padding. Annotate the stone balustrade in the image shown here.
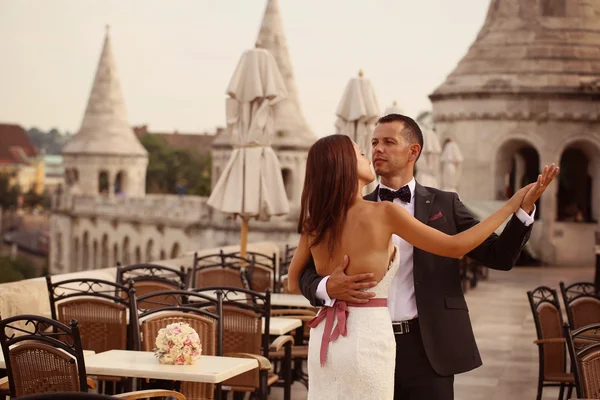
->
[52,193,212,225]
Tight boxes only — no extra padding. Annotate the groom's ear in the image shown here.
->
[409,143,422,162]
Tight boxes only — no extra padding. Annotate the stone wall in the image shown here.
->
[50,192,299,273]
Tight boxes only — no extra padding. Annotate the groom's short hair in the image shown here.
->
[376,113,423,160]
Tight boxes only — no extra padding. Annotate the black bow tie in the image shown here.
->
[379,185,411,203]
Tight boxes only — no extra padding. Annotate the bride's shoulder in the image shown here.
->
[365,200,396,217]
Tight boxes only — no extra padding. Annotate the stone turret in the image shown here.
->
[212,0,316,209]
[62,26,148,197]
[430,0,600,266]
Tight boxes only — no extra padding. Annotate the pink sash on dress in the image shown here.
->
[308,298,388,367]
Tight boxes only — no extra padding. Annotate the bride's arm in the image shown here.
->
[287,233,312,294]
[383,184,534,259]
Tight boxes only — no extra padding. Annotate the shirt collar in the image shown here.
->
[378,178,416,202]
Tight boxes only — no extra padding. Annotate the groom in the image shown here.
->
[299,114,555,399]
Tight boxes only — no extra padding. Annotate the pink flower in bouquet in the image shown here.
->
[154,322,203,365]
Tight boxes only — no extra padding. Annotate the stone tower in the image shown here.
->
[212,0,316,211]
[430,0,600,266]
[62,26,148,197]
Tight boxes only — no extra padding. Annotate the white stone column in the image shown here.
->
[538,154,558,265]
[108,171,115,196]
[590,157,600,224]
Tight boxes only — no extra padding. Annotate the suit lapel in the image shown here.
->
[414,183,435,225]
[413,183,434,268]
[364,185,379,202]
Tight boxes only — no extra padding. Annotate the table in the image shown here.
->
[85,350,258,384]
[265,317,302,335]
[208,291,313,308]
[0,349,95,369]
[270,294,312,308]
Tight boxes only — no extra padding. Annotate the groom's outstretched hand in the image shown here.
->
[520,163,560,214]
[326,255,377,304]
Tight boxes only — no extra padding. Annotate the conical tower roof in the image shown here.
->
[63,26,147,156]
[255,0,314,143]
[431,0,600,99]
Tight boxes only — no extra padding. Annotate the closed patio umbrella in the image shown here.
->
[207,47,290,258]
[335,70,380,193]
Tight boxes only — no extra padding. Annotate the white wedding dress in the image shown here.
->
[307,246,400,400]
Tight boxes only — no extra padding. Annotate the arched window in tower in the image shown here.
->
[159,249,166,260]
[170,242,180,259]
[72,237,79,272]
[92,240,98,269]
[495,140,541,218]
[115,171,127,196]
[122,236,131,266]
[101,234,109,268]
[113,243,120,266]
[135,246,141,264]
[557,145,596,222]
[281,168,293,200]
[65,169,74,186]
[146,239,154,263]
[73,169,79,183]
[99,171,109,194]
[82,231,89,270]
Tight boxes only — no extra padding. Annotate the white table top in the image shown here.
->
[0,349,95,369]
[269,293,312,308]
[85,350,258,383]
[264,317,302,335]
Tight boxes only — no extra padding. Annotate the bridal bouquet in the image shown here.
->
[154,322,202,365]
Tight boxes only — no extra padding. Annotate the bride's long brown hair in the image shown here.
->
[298,134,358,258]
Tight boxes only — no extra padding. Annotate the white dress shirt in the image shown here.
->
[315,179,536,322]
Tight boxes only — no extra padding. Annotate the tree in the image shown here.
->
[27,127,69,155]
[23,186,44,209]
[0,173,20,209]
[139,134,211,196]
[0,254,38,284]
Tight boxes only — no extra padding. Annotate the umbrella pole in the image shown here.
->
[240,217,249,259]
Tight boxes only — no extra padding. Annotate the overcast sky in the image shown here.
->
[0,0,490,136]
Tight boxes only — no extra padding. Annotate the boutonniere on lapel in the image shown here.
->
[428,211,444,222]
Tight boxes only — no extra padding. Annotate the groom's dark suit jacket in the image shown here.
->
[299,183,532,376]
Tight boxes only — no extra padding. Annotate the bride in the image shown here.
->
[287,134,551,399]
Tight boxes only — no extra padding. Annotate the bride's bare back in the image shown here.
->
[288,189,529,293]
[311,200,395,283]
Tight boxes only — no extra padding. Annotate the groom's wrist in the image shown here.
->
[316,276,335,307]
[521,204,534,214]
[515,205,536,227]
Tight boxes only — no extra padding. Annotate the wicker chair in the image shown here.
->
[193,287,294,400]
[0,315,88,398]
[563,322,600,399]
[18,390,186,399]
[560,282,600,330]
[269,308,317,388]
[130,289,223,400]
[46,276,136,394]
[0,314,186,400]
[527,286,575,400]
[228,251,278,293]
[190,252,248,290]
[116,263,190,304]
[277,245,296,293]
